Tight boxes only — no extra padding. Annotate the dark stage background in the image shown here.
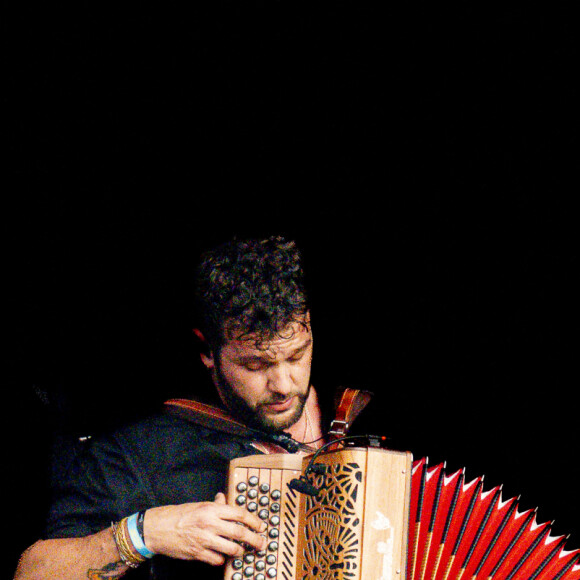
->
[6,4,578,576]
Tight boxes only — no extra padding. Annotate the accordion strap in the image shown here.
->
[163,398,307,453]
[328,387,373,440]
[164,398,253,438]
[165,386,373,450]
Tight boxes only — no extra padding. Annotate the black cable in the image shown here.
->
[288,434,374,496]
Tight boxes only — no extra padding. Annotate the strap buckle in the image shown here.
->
[328,419,349,437]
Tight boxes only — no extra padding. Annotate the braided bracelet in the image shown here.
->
[111,518,146,568]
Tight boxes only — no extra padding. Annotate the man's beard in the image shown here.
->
[214,362,309,433]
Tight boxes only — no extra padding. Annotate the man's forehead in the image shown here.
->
[224,321,312,357]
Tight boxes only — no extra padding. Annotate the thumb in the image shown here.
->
[214,492,227,504]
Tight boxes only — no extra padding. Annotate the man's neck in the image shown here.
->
[285,386,324,449]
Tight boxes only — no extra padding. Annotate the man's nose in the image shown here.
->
[266,364,293,396]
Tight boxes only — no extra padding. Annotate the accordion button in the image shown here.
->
[259,496,269,506]
[268,528,279,538]
[259,483,270,493]
[244,554,255,564]
[269,515,280,526]
[256,560,265,571]
[232,559,243,569]
[258,509,269,520]
[267,568,277,578]
[243,566,254,577]
[248,476,259,486]
[268,541,278,552]
[256,575,265,580]
[270,503,280,512]
[256,550,266,557]
[236,482,248,492]
[232,574,242,580]
[270,490,281,500]
[247,489,258,499]
[236,495,246,505]
[266,555,276,565]
[247,502,258,512]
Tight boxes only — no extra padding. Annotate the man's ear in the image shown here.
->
[193,328,215,369]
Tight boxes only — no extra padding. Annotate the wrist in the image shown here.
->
[111,518,145,568]
[111,510,156,568]
[141,505,166,556]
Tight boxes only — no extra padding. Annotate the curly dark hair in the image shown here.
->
[194,236,310,350]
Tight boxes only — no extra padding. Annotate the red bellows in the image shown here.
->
[407,458,580,580]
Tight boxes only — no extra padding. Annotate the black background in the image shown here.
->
[6,3,578,576]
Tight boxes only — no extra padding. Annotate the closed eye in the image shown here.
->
[287,340,312,363]
[242,360,271,372]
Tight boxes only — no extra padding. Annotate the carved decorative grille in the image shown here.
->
[300,462,364,579]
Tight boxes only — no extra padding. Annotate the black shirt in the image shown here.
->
[45,410,264,579]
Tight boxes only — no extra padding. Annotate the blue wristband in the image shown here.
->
[126,512,155,559]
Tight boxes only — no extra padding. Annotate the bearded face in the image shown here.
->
[203,318,313,432]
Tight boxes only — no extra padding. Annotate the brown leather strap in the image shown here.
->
[328,387,373,441]
[166,387,372,451]
[164,398,306,453]
[164,398,254,438]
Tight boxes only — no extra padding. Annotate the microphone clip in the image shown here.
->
[265,432,301,453]
[287,475,321,497]
[288,463,328,497]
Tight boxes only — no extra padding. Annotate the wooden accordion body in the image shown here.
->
[224,448,580,580]
[225,447,412,580]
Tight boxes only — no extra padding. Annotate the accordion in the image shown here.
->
[224,446,579,580]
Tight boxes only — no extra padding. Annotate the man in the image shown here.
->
[15,236,327,580]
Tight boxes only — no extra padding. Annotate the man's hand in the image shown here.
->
[144,492,268,566]
[14,494,268,580]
